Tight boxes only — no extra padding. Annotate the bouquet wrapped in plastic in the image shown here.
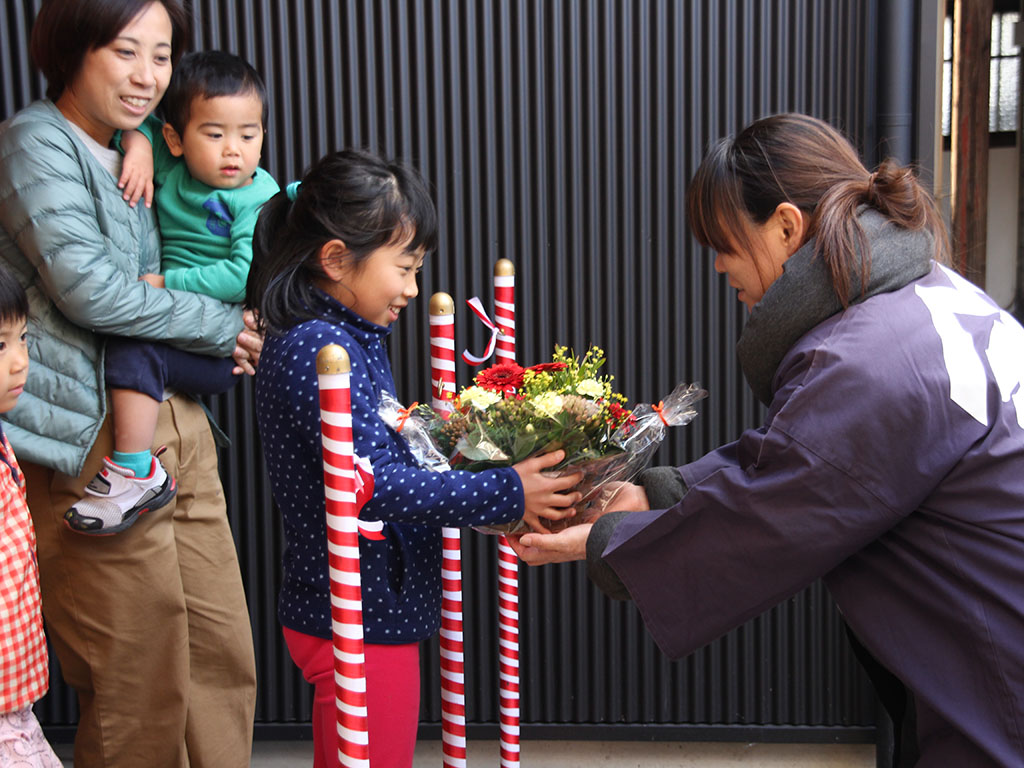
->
[383,345,707,534]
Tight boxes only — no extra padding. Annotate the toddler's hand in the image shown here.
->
[118,129,155,208]
[513,449,583,534]
[140,273,165,288]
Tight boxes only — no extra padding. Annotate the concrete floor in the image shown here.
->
[407,741,876,768]
[55,739,875,767]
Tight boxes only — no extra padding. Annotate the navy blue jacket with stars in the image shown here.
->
[255,289,523,643]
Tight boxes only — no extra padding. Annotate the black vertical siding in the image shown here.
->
[1,0,897,741]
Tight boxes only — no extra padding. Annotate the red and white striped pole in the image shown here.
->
[492,259,521,768]
[317,344,370,768]
[429,293,468,768]
[493,259,516,364]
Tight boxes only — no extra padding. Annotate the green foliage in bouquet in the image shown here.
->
[429,346,635,471]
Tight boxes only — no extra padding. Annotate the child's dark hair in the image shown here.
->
[247,148,438,333]
[161,50,268,136]
[686,113,949,306]
[0,264,29,326]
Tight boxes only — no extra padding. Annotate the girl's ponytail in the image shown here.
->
[245,188,316,334]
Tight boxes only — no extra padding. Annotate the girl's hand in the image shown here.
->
[512,449,583,534]
[232,309,264,375]
[139,273,165,288]
[508,523,592,565]
[118,129,155,208]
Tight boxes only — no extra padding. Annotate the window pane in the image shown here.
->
[942,11,1019,135]
[997,57,1019,131]
[999,13,1019,57]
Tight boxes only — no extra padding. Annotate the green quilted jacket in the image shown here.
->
[0,100,242,475]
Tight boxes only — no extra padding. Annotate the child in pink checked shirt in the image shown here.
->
[0,265,61,767]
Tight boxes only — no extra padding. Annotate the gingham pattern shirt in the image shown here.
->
[0,426,48,713]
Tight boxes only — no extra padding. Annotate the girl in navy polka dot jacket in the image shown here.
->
[246,149,581,768]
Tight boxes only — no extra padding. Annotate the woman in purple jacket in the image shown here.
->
[512,113,1024,767]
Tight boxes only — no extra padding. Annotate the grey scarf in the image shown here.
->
[736,208,935,405]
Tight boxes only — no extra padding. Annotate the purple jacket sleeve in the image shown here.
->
[602,426,901,658]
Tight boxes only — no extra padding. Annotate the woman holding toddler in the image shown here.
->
[0,1,259,765]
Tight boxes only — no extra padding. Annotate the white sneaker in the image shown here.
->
[65,453,176,535]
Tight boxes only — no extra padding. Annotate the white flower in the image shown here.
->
[576,378,604,398]
[460,386,502,411]
[532,391,564,418]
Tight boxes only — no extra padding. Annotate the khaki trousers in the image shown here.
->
[24,395,257,768]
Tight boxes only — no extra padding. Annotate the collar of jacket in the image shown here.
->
[736,207,935,406]
[309,287,394,344]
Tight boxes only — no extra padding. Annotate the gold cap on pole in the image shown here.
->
[494,258,515,277]
[429,292,455,316]
[316,343,350,374]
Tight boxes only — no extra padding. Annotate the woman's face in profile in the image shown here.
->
[58,2,173,145]
[712,204,804,311]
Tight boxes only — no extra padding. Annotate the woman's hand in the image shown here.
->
[508,523,592,565]
[232,309,263,375]
[512,450,583,533]
[118,129,155,208]
[586,481,649,519]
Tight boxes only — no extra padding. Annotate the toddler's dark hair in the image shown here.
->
[247,148,438,333]
[0,264,29,326]
[161,50,268,136]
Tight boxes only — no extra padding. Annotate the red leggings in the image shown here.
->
[283,627,420,768]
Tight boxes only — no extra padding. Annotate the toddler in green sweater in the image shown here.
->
[66,51,278,535]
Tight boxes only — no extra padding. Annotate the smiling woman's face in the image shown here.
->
[56,2,173,146]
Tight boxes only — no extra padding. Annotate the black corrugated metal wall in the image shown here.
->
[1,0,903,744]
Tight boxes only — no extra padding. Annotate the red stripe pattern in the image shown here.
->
[493,260,520,767]
[317,345,370,768]
[429,295,468,768]
[493,266,516,365]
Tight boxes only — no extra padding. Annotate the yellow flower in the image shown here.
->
[576,378,604,398]
[532,391,564,418]
[460,386,502,411]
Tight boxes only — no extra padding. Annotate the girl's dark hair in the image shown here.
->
[31,0,189,101]
[161,50,268,136]
[0,265,29,326]
[686,113,949,306]
[247,148,438,333]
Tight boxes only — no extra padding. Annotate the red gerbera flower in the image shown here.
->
[474,362,525,393]
[527,361,568,374]
[607,401,632,427]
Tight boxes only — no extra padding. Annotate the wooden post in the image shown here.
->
[950,0,992,287]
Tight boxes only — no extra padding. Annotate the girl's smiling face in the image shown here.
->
[320,232,424,326]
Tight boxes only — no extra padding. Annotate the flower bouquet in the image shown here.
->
[384,346,707,534]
